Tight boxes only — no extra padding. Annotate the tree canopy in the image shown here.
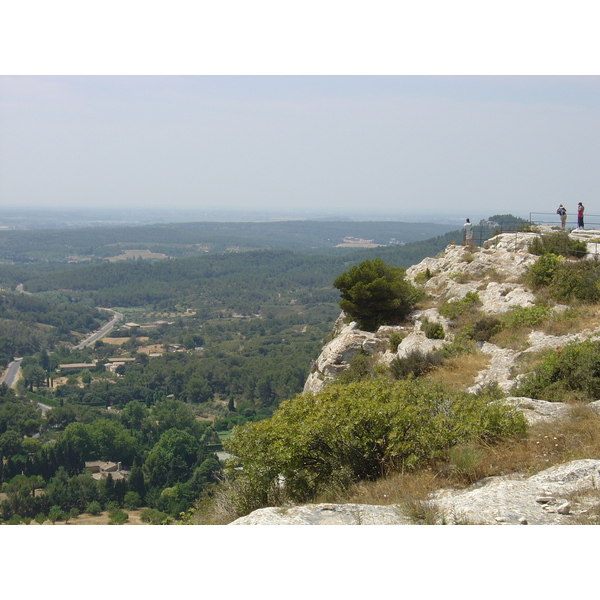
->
[333,258,422,331]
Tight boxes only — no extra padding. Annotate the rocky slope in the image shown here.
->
[233,228,600,525]
[305,228,600,395]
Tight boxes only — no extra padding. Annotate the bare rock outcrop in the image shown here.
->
[431,459,600,525]
[303,322,391,394]
[229,503,411,525]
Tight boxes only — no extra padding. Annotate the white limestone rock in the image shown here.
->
[505,397,572,425]
[431,459,600,525]
[395,330,445,359]
[229,503,411,525]
[303,321,396,394]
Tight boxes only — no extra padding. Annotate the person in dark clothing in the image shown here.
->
[556,204,567,229]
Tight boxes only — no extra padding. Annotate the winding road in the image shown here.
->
[1,308,123,391]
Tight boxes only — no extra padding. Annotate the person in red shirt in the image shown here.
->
[577,203,585,230]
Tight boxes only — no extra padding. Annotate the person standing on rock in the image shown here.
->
[463,218,473,246]
[577,202,585,229]
[556,204,567,229]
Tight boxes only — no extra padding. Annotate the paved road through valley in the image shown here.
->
[72,308,123,349]
[1,357,22,388]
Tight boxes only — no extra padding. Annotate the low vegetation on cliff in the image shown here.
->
[221,378,526,515]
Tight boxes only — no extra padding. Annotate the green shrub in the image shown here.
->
[388,331,404,352]
[140,508,172,525]
[414,268,434,284]
[108,508,129,525]
[124,491,141,510]
[338,350,375,384]
[515,339,600,402]
[420,318,445,340]
[439,333,478,358]
[34,512,46,525]
[389,349,443,379]
[333,258,423,331]
[439,292,481,320]
[224,378,527,507]
[48,506,65,524]
[501,305,552,328]
[469,316,503,342]
[526,255,600,303]
[528,232,587,258]
[550,260,600,303]
[525,253,562,288]
[85,501,102,516]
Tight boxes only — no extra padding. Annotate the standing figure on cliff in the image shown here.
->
[577,203,585,230]
[463,218,473,246]
[556,204,567,229]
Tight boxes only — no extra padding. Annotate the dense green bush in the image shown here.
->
[515,339,600,402]
[140,507,172,524]
[439,291,480,320]
[389,349,443,379]
[468,316,503,342]
[420,318,445,340]
[337,350,375,384]
[108,508,129,525]
[501,305,553,328]
[224,379,527,507]
[528,232,587,258]
[526,255,600,303]
[525,253,562,288]
[85,501,102,515]
[333,258,422,331]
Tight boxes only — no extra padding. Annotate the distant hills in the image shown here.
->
[0,220,458,263]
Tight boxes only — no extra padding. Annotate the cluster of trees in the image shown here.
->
[20,308,333,410]
[0,390,222,521]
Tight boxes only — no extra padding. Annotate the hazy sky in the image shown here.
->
[1,75,599,221]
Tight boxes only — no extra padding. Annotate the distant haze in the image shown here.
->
[1,76,599,222]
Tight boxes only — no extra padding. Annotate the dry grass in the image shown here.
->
[480,267,509,284]
[137,344,165,356]
[489,326,534,351]
[27,509,146,525]
[543,303,600,336]
[565,489,600,524]
[428,352,490,390]
[319,404,600,521]
[510,350,547,379]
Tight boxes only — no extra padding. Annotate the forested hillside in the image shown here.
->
[0,220,457,262]
[0,217,517,524]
